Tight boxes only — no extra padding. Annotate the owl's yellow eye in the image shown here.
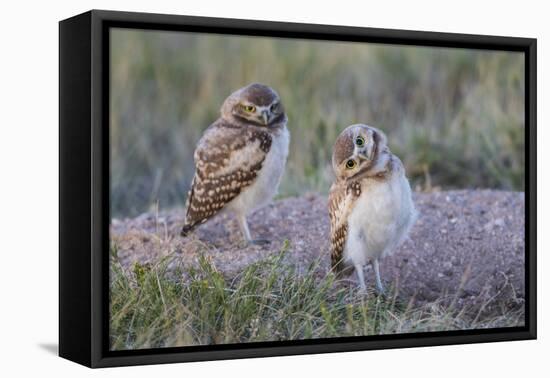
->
[355,136,365,146]
[346,159,357,169]
[242,105,256,113]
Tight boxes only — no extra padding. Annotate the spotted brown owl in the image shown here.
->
[181,83,289,245]
[329,124,416,293]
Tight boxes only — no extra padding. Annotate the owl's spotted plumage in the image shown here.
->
[329,124,416,293]
[328,180,361,274]
[181,83,289,245]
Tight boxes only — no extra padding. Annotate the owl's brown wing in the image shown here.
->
[181,120,272,236]
[328,180,361,275]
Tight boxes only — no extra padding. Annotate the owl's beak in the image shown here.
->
[355,149,369,161]
[361,145,374,161]
[261,110,269,125]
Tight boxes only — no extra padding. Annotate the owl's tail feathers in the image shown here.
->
[180,222,197,237]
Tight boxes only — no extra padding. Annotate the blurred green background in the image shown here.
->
[110,28,525,218]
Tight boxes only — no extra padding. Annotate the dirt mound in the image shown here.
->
[111,190,525,314]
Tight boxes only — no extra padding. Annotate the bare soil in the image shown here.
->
[111,190,525,316]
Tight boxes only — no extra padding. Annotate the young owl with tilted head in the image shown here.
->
[181,83,289,245]
[328,124,416,293]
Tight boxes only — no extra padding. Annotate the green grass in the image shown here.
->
[109,243,524,351]
[110,30,525,218]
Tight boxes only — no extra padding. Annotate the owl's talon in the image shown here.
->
[375,287,386,298]
[249,238,270,246]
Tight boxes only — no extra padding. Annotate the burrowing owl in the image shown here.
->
[180,83,289,245]
[328,124,416,293]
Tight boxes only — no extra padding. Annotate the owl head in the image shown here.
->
[221,83,286,127]
[332,124,390,180]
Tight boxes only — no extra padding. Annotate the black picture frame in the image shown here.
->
[59,9,537,368]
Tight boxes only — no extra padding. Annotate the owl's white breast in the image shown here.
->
[344,169,416,267]
[228,125,290,215]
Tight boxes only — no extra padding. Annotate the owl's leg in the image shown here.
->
[372,259,385,295]
[236,214,269,246]
[237,213,252,242]
[354,264,367,292]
